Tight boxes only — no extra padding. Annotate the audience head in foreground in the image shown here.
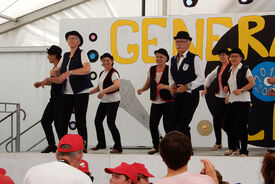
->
[155,130,218,184]
[23,134,92,184]
[131,162,154,184]
[261,151,275,184]
[105,162,138,184]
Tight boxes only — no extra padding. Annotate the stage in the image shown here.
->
[0,147,266,184]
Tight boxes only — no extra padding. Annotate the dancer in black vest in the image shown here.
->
[201,48,231,151]
[52,31,93,152]
[90,53,122,153]
[223,48,255,156]
[169,31,206,140]
[34,45,63,153]
[137,48,173,155]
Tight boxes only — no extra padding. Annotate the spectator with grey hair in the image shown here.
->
[23,134,92,184]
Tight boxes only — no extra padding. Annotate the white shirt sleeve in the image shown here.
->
[168,61,175,86]
[204,66,219,87]
[81,50,90,64]
[168,66,175,86]
[246,68,253,78]
[188,55,206,90]
[57,56,63,68]
[111,72,120,81]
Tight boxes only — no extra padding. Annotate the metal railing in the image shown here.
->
[0,102,26,152]
[4,119,46,152]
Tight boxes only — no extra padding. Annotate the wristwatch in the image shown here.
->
[241,88,244,92]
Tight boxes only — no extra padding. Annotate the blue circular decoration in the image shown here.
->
[252,61,275,102]
[89,53,95,59]
[87,50,99,63]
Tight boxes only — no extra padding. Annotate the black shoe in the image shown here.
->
[148,148,159,155]
[41,145,57,153]
[110,148,122,154]
[91,146,106,151]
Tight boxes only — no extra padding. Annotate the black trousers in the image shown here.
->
[171,91,199,139]
[213,97,228,145]
[41,97,63,146]
[224,102,250,155]
[94,101,122,151]
[59,93,89,149]
[149,102,172,149]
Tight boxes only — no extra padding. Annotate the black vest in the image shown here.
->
[237,64,250,89]
[170,52,197,85]
[150,65,173,102]
[214,62,231,94]
[60,48,93,94]
[99,68,120,94]
[229,64,250,93]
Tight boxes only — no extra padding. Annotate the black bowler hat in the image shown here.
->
[47,45,62,59]
[65,30,83,47]
[173,31,192,41]
[154,48,170,62]
[100,53,114,60]
[217,48,230,55]
[230,48,245,59]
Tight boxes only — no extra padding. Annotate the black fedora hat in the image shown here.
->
[65,31,83,47]
[100,53,114,60]
[216,48,230,55]
[173,31,192,41]
[47,45,62,59]
[230,48,245,59]
[154,48,170,62]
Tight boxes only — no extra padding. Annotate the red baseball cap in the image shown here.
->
[0,168,6,175]
[57,134,84,152]
[78,160,91,175]
[131,163,154,177]
[0,169,15,184]
[105,162,138,184]
[0,175,15,184]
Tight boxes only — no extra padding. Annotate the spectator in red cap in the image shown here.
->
[23,134,92,184]
[105,162,138,184]
[78,159,94,182]
[0,168,15,184]
[131,163,154,184]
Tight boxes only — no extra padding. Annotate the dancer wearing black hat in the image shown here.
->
[169,31,206,141]
[223,48,255,156]
[34,45,64,153]
[201,48,231,151]
[137,48,174,154]
[89,53,122,153]
[52,31,93,151]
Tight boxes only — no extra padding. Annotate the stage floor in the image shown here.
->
[84,146,268,156]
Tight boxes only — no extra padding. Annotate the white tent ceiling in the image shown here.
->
[0,0,62,24]
[0,0,274,48]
